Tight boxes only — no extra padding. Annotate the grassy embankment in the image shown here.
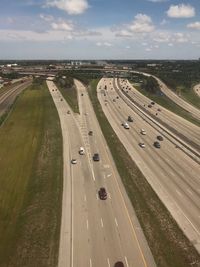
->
[179,84,200,109]
[132,83,200,127]
[88,79,200,267]
[55,75,79,113]
[0,79,63,267]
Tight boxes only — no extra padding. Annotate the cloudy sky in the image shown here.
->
[0,0,200,59]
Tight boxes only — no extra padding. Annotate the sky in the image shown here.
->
[0,0,200,59]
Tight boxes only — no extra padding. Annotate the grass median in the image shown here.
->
[88,79,200,267]
[55,79,79,113]
[132,84,200,127]
[0,80,63,267]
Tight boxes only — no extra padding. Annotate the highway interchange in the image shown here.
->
[0,71,199,266]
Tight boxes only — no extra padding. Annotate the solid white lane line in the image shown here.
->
[86,220,89,230]
[115,218,118,227]
[107,258,111,267]
[96,193,98,200]
[84,195,87,202]
[125,256,129,267]
[91,168,95,181]
[90,258,92,267]
[101,218,104,228]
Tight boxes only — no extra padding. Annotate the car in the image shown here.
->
[127,115,133,122]
[60,98,63,101]
[113,99,116,102]
[148,104,152,108]
[139,142,145,148]
[114,261,124,267]
[71,159,77,164]
[154,141,161,148]
[98,187,107,200]
[116,96,119,99]
[67,110,71,114]
[151,101,155,105]
[81,93,84,96]
[79,147,85,155]
[140,129,146,135]
[93,153,100,161]
[157,108,161,112]
[88,131,93,136]
[157,135,164,141]
[123,122,130,129]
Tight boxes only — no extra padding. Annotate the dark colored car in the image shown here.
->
[88,131,93,136]
[114,262,124,267]
[93,153,100,161]
[98,187,107,200]
[81,93,84,96]
[151,101,155,105]
[154,141,161,148]
[128,115,133,122]
[60,98,63,101]
[157,135,164,141]
[148,104,152,108]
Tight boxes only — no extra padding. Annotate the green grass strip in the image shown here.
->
[88,79,200,267]
[55,81,79,113]
[133,84,200,127]
[0,81,63,267]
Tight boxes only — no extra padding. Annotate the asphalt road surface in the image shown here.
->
[116,78,200,153]
[133,71,200,121]
[98,78,200,254]
[47,79,156,267]
[0,81,31,117]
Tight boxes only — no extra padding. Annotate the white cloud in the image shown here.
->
[153,32,171,43]
[45,0,89,15]
[129,14,155,33]
[115,13,155,37]
[51,21,74,31]
[167,4,195,18]
[168,43,173,46]
[40,14,54,22]
[173,32,189,43]
[187,22,200,30]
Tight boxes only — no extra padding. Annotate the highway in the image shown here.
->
[116,78,200,153]
[132,71,200,121]
[46,79,156,267]
[0,80,32,117]
[194,84,200,97]
[98,78,200,254]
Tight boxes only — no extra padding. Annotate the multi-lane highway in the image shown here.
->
[132,71,200,121]
[46,79,156,267]
[97,78,200,253]
[116,78,200,153]
[0,80,31,117]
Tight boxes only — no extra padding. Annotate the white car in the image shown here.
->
[123,122,130,129]
[140,129,146,135]
[71,159,77,164]
[139,143,145,148]
[79,147,85,155]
